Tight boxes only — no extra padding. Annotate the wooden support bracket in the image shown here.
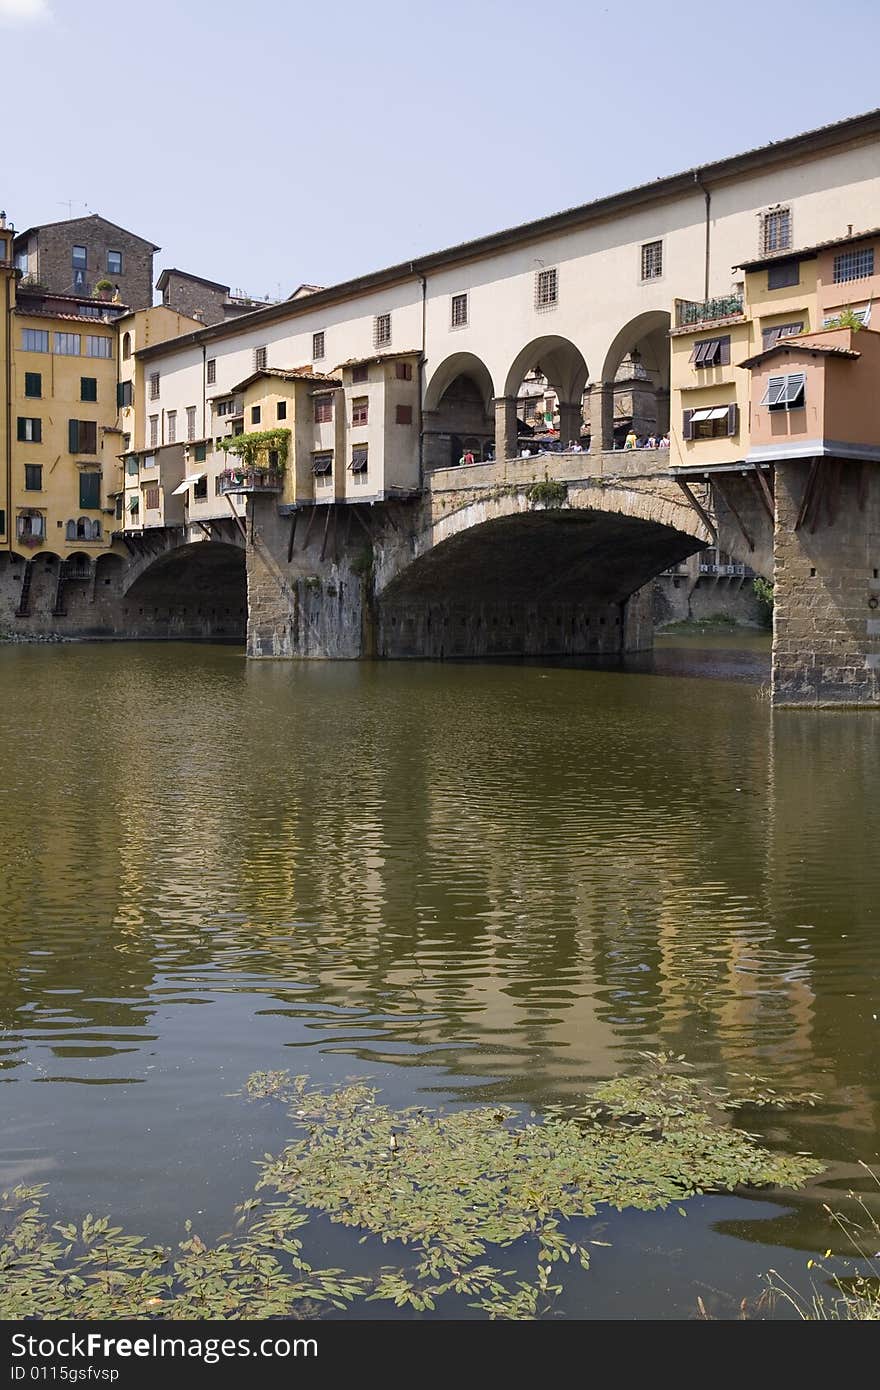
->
[674,476,717,543]
[711,475,755,552]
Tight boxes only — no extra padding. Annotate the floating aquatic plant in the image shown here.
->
[0,1055,823,1320]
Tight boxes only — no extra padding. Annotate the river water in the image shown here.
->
[1,633,878,1319]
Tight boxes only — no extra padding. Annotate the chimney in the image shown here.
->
[847,224,853,236]
[0,212,6,229]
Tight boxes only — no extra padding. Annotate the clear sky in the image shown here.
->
[2,0,879,301]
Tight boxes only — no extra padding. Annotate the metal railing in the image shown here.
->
[218,466,284,494]
[675,294,744,327]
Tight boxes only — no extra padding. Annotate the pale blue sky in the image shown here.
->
[3,0,879,300]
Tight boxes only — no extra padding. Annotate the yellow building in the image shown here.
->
[0,215,14,551]
[9,285,123,557]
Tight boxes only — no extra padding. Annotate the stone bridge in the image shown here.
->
[245,450,774,664]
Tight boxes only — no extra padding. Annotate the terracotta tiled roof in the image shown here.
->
[735,226,880,272]
[335,349,422,367]
[212,366,341,397]
[739,343,860,367]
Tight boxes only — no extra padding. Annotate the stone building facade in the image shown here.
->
[13,214,158,309]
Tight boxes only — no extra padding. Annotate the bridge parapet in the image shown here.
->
[426,448,672,496]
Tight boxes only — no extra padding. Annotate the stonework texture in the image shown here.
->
[773,460,880,706]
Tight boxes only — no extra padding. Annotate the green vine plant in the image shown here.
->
[0,1056,822,1321]
[822,307,863,332]
[753,576,774,628]
[526,477,568,509]
[220,427,290,470]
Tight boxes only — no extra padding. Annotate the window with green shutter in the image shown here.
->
[24,372,41,399]
[79,472,101,510]
[17,417,41,443]
[194,443,207,463]
[81,377,97,402]
[117,380,133,409]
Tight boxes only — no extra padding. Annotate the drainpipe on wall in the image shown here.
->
[693,171,711,300]
[201,340,207,451]
[413,263,427,489]
[3,272,11,549]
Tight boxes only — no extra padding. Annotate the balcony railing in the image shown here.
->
[675,293,744,327]
[218,466,284,495]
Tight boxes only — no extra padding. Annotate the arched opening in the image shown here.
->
[595,311,672,450]
[423,353,496,470]
[378,506,704,660]
[122,332,131,361]
[503,336,589,458]
[125,540,247,640]
[94,553,125,591]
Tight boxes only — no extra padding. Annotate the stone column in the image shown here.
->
[421,409,450,473]
[557,401,583,448]
[589,383,614,452]
[493,396,519,463]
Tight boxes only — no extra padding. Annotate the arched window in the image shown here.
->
[92,519,102,540]
[76,517,88,540]
[66,520,76,541]
[122,332,131,361]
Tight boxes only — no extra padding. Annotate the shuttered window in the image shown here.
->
[312,452,333,476]
[689,336,730,367]
[396,404,413,425]
[17,417,41,443]
[314,396,333,424]
[762,322,803,351]
[144,487,160,510]
[24,372,41,398]
[68,419,97,453]
[350,447,368,474]
[79,472,101,509]
[395,361,412,380]
[80,377,97,402]
[767,260,799,290]
[117,380,133,408]
[761,372,806,411]
[352,397,368,426]
[24,464,42,491]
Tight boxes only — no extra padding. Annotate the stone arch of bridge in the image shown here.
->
[376,488,709,659]
[122,539,247,640]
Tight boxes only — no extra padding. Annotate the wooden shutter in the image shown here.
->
[82,421,97,453]
[682,409,694,440]
[719,337,731,366]
[69,419,80,453]
[726,403,739,437]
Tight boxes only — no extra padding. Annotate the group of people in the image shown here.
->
[623,429,669,451]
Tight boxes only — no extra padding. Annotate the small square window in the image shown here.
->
[374,313,391,348]
[312,331,325,360]
[640,240,662,280]
[251,405,261,426]
[451,293,468,327]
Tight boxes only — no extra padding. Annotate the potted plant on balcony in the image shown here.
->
[93,279,114,302]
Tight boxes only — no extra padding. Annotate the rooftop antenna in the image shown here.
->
[57,200,89,219]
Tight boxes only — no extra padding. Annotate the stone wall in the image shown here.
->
[161,273,229,326]
[773,459,880,706]
[27,217,155,309]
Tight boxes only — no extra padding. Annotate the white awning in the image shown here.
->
[690,409,712,422]
[707,406,730,420]
[171,472,206,496]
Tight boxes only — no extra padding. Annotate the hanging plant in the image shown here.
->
[219,427,290,470]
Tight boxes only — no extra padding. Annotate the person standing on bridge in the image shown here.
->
[624,427,638,450]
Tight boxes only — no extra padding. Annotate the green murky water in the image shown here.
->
[1,634,878,1318]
